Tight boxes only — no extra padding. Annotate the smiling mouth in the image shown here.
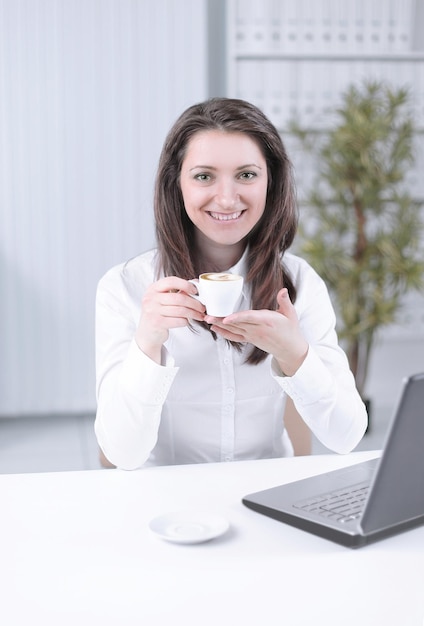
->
[208,211,244,221]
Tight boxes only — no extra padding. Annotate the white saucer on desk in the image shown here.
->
[149,510,230,544]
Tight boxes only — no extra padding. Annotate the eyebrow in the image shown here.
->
[189,163,263,172]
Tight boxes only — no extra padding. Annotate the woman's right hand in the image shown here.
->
[135,277,205,363]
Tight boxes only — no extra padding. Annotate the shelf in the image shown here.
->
[233,52,424,63]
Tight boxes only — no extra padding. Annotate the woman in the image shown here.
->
[95,97,367,469]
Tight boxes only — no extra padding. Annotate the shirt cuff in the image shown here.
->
[271,346,333,406]
[120,339,179,404]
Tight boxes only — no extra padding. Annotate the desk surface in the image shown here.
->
[1,451,423,626]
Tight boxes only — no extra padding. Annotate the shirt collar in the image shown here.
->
[228,247,250,307]
[228,246,248,278]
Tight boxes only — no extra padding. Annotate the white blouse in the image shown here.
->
[95,249,367,469]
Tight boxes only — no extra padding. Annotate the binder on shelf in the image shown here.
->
[282,0,301,54]
[268,0,283,53]
[263,61,286,131]
[231,0,249,54]
[414,61,424,129]
[353,0,366,54]
[249,0,269,53]
[391,0,414,53]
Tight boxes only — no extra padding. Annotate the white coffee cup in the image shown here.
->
[189,272,244,317]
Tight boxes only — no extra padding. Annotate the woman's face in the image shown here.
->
[179,130,268,253]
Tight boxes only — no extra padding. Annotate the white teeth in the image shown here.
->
[210,211,242,221]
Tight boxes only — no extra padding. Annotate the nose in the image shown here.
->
[215,179,239,210]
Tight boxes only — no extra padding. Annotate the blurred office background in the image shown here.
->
[1,0,423,472]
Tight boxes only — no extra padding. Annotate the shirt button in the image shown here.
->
[227,387,234,394]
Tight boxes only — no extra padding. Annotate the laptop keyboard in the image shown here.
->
[293,482,370,524]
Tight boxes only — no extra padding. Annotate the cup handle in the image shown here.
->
[188,279,203,303]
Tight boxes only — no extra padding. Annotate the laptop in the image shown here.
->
[242,372,424,548]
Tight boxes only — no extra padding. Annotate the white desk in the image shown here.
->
[1,451,423,626]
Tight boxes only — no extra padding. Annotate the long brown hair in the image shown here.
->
[154,97,298,364]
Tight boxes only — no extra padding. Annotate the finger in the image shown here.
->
[209,324,246,342]
[276,288,297,320]
[218,310,265,327]
[161,290,204,310]
[203,315,225,325]
[143,293,205,324]
[162,308,205,323]
[154,276,198,295]
[205,316,246,332]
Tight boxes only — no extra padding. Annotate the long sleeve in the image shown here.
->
[273,259,368,454]
[94,263,179,469]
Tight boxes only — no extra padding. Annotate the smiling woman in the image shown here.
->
[94,97,368,470]
[179,130,268,263]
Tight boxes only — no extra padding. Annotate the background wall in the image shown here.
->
[0,0,208,415]
[1,0,423,420]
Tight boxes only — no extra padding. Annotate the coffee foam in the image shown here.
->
[201,273,240,281]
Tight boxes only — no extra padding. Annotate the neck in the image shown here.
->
[194,237,246,273]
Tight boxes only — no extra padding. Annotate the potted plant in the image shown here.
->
[289,80,424,403]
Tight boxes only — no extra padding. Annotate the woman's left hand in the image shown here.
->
[204,288,309,376]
